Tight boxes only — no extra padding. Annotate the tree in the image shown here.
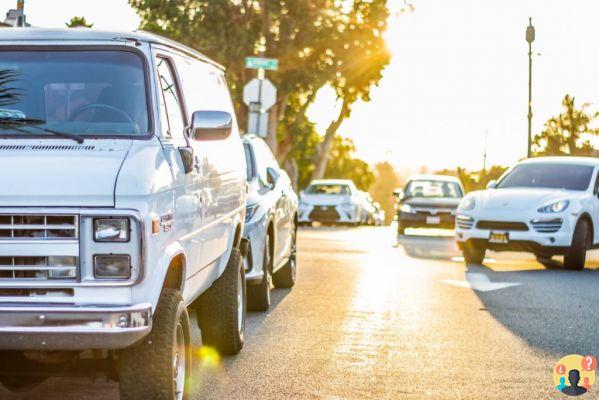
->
[66,16,93,28]
[533,94,598,156]
[369,161,401,224]
[323,136,374,191]
[128,0,390,181]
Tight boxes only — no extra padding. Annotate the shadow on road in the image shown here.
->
[465,259,599,356]
[396,234,460,261]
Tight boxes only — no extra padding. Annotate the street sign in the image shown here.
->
[245,57,279,71]
[243,78,277,110]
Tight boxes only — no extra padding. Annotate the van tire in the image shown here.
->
[564,219,590,271]
[196,248,245,355]
[273,227,296,289]
[247,236,272,312]
[119,288,191,400]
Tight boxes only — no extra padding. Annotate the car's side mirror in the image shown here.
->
[189,110,232,141]
[266,167,280,189]
[486,180,497,189]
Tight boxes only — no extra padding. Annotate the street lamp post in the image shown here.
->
[526,18,535,158]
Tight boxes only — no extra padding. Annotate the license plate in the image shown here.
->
[489,232,509,244]
[321,206,328,210]
[426,216,441,225]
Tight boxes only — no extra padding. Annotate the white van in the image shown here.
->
[0,28,247,399]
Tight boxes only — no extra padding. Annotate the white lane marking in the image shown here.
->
[442,272,521,292]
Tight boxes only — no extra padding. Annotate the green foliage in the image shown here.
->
[323,136,374,191]
[435,166,507,193]
[533,94,598,156]
[0,70,22,107]
[128,0,391,177]
[66,16,93,28]
[369,162,400,224]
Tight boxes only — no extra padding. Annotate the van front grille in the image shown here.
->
[0,215,77,239]
[0,256,77,280]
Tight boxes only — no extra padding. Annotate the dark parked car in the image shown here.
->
[393,175,464,235]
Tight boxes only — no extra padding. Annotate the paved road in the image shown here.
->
[3,226,599,399]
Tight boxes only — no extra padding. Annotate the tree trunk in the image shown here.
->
[311,98,350,180]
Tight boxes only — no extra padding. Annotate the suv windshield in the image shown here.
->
[0,50,149,137]
[497,163,594,191]
[405,180,463,198]
[306,184,350,195]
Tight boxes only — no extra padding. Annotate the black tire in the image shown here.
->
[462,243,486,264]
[119,288,191,400]
[564,219,591,271]
[247,236,272,312]
[397,222,405,235]
[273,224,297,289]
[196,248,245,355]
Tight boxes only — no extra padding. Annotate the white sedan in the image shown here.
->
[298,179,363,225]
[455,157,599,269]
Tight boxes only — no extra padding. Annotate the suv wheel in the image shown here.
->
[196,248,245,355]
[119,288,190,400]
[247,235,272,311]
[273,224,297,288]
[462,243,486,264]
[564,219,591,270]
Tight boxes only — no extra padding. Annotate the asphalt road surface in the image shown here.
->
[3,226,599,399]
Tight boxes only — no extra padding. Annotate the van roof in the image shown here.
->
[309,179,356,186]
[0,28,224,70]
[407,174,461,183]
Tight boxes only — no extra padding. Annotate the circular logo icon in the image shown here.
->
[553,354,597,396]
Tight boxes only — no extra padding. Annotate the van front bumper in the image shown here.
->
[0,303,152,350]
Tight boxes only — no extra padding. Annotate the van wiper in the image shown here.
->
[0,118,85,144]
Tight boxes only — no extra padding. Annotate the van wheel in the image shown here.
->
[273,226,296,288]
[247,235,272,312]
[564,219,591,271]
[197,248,245,355]
[119,288,190,400]
[462,243,486,264]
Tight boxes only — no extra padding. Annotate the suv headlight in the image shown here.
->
[94,218,130,242]
[538,200,569,213]
[400,204,416,213]
[459,197,475,211]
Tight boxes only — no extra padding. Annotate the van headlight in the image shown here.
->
[94,218,130,242]
[94,255,131,279]
[538,200,569,213]
[400,204,416,214]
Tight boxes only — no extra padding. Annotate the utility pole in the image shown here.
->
[526,18,535,158]
[16,0,25,27]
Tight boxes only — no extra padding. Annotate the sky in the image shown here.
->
[9,0,599,173]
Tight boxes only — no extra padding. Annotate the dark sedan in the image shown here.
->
[393,175,464,235]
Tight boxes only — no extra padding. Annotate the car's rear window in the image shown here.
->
[497,163,595,191]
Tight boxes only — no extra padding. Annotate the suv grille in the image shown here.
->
[531,219,563,233]
[476,220,529,231]
[0,215,77,239]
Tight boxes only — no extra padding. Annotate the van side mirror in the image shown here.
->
[266,167,279,189]
[486,180,497,189]
[190,111,232,140]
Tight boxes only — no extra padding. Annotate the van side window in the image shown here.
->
[156,57,186,139]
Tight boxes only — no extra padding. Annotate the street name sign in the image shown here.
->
[245,57,279,70]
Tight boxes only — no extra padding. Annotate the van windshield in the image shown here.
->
[306,184,351,195]
[0,50,150,138]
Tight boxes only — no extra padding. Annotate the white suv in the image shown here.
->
[455,157,599,270]
[298,179,363,226]
[0,29,247,398]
